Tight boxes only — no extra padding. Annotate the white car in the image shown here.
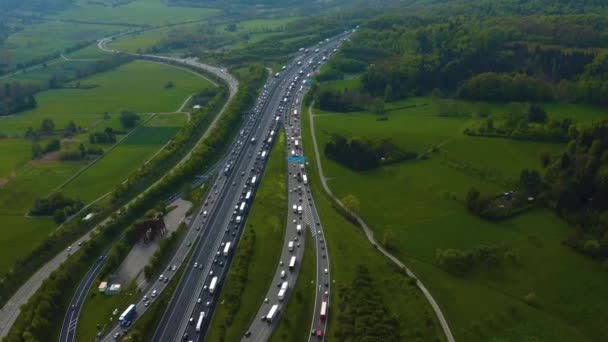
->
[159,275,164,281]
[151,290,157,297]
[194,262,198,268]
[171,265,177,271]
[324,268,328,274]
[197,298,202,304]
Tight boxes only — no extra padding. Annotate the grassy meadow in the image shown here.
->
[57,0,221,25]
[305,80,608,341]
[24,60,213,115]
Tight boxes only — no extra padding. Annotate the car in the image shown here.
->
[209,270,214,276]
[197,298,202,304]
[324,268,328,274]
[189,317,194,324]
[113,332,121,340]
[71,304,75,310]
[279,260,283,266]
[216,251,221,256]
[264,298,269,303]
[232,181,236,186]
[182,333,188,340]
[151,290,157,297]
[159,275,164,281]
[206,301,211,307]
[245,331,252,338]
[204,200,209,206]
[311,329,316,336]
[172,265,177,271]
[67,246,72,252]
[322,253,326,259]
[199,264,203,270]
[194,262,198,268]
[187,241,192,247]
[221,242,225,247]
[325,281,329,287]
[144,301,150,307]
[277,282,282,288]
[204,285,208,291]
[281,270,286,279]
[219,261,224,266]
[143,295,148,301]
[213,258,218,264]
[77,242,82,247]
[316,330,324,338]
[164,277,169,283]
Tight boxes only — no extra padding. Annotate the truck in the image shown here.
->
[278,288,286,301]
[196,311,205,332]
[209,276,218,294]
[245,190,252,201]
[289,255,296,270]
[277,282,288,301]
[288,241,294,252]
[297,206,302,215]
[223,242,231,256]
[302,174,308,185]
[251,176,257,185]
[119,304,136,326]
[266,304,280,323]
[320,301,328,321]
[239,202,246,213]
[296,224,302,235]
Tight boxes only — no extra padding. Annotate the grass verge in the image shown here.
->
[270,229,316,342]
[207,130,287,341]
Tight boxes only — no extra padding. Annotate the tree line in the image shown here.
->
[324,134,416,171]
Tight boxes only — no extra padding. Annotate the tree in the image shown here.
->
[583,239,601,256]
[40,118,54,134]
[53,209,66,223]
[341,194,360,213]
[477,103,491,118]
[524,292,538,306]
[520,169,542,195]
[31,143,42,159]
[527,104,548,123]
[164,81,174,89]
[384,84,394,102]
[119,110,140,128]
[66,121,77,135]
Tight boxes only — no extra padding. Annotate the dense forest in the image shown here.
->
[0,0,73,13]
[0,82,39,116]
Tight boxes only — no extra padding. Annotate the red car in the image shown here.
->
[316,329,323,338]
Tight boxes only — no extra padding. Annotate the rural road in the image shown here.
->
[0,47,238,339]
[307,102,456,342]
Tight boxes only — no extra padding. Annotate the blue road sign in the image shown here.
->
[288,156,306,163]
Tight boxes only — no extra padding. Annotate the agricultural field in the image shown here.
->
[57,0,222,26]
[62,114,185,203]
[1,21,125,68]
[64,43,108,60]
[109,22,200,54]
[1,59,99,86]
[24,60,213,115]
[306,83,608,341]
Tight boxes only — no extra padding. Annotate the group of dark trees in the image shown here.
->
[436,244,518,276]
[315,88,372,112]
[334,265,401,341]
[324,135,416,171]
[325,5,608,107]
[464,103,576,142]
[30,192,83,223]
[119,110,140,128]
[543,120,608,257]
[0,82,39,116]
[89,127,117,144]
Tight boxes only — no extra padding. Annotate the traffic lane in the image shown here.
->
[243,147,308,341]
[155,84,275,339]
[175,83,284,339]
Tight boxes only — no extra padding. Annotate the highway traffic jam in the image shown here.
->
[98,30,353,342]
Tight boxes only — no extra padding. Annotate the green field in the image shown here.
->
[0,139,32,179]
[300,105,446,341]
[270,229,315,342]
[207,131,287,341]
[307,90,608,341]
[1,21,125,68]
[64,43,108,60]
[58,0,221,25]
[62,115,185,203]
[109,22,200,54]
[23,60,213,115]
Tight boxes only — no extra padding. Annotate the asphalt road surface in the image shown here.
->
[241,33,351,342]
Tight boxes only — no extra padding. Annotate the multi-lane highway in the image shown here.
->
[242,34,350,342]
